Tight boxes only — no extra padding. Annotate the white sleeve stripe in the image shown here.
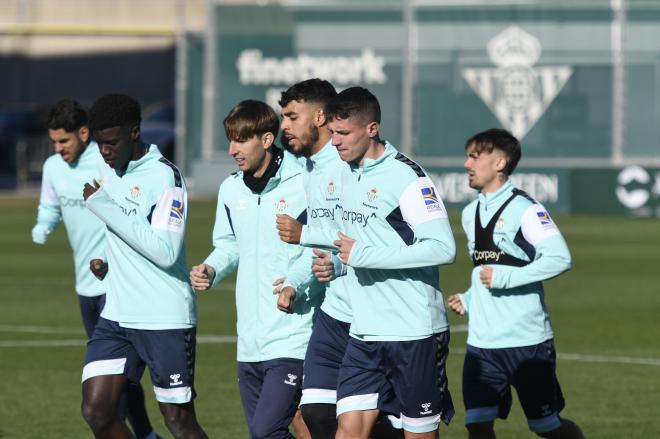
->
[151,187,187,233]
[400,177,448,227]
[40,174,58,205]
[521,204,560,246]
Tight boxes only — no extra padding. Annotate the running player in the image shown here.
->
[447,128,585,439]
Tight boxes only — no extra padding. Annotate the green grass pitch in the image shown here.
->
[1,196,659,438]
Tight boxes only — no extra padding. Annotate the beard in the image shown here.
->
[280,124,319,158]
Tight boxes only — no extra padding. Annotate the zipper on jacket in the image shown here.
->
[258,195,261,205]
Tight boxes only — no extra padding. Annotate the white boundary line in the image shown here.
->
[2,324,659,367]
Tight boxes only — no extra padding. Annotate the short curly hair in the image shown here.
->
[279,78,337,108]
[89,93,142,132]
[47,98,88,132]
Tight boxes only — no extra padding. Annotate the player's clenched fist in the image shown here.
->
[190,263,216,291]
[333,231,355,264]
[447,294,465,316]
[82,179,101,201]
[276,214,303,244]
[89,258,108,281]
[276,286,296,314]
[312,248,335,283]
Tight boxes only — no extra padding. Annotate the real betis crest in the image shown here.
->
[462,26,572,140]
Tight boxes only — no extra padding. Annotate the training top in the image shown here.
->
[32,143,105,296]
[339,142,456,341]
[204,151,324,362]
[286,140,352,323]
[86,144,196,329]
[458,180,572,348]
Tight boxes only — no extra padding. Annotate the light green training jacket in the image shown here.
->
[204,151,324,362]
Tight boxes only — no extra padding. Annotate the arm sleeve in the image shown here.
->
[491,205,572,289]
[300,223,341,250]
[86,184,186,269]
[203,187,239,286]
[458,210,475,313]
[347,177,456,269]
[281,246,317,295]
[458,287,473,314]
[32,165,62,244]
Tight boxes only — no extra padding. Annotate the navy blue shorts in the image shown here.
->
[82,318,197,404]
[336,332,454,434]
[238,358,303,439]
[463,339,565,433]
[78,294,106,338]
[300,310,351,406]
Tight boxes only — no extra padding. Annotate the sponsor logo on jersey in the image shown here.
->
[496,217,505,229]
[119,205,137,217]
[536,210,551,225]
[473,249,505,263]
[168,200,184,229]
[170,200,184,220]
[310,207,335,220]
[58,195,85,208]
[341,208,376,228]
[421,186,443,212]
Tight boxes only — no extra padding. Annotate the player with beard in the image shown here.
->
[277,79,402,439]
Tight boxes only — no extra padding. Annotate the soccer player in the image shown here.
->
[315,87,456,439]
[446,128,585,439]
[189,100,323,439]
[32,98,159,439]
[277,79,403,439]
[80,94,206,439]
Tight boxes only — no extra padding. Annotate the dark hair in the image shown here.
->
[88,93,142,132]
[224,100,279,141]
[466,128,521,176]
[325,87,381,124]
[278,78,337,108]
[47,98,88,132]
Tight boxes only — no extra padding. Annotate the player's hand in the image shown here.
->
[480,266,493,288]
[276,214,303,244]
[83,179,101,201]
[312,248,334,282]
[333,231,356,265]
[89,259,108,281]
[190,264,216,291]
[276,286,296,314]
[447,294,465,316]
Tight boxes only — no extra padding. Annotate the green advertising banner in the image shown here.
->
[426,165,660,218]
[426,167,571,213]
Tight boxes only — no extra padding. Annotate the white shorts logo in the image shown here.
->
[420,402,432,415]
[170,373,182,386]
[284,373,298,386]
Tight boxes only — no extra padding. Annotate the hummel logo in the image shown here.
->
[170,373,182,386]
[284,373,298,386]
[420,402,432,415]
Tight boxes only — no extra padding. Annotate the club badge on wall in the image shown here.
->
[462,26,573,140]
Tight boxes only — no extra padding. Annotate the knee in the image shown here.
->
[466,421,495,439]
[301,403,336,430]
[81,398,115,431]
[250,423,289,439]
